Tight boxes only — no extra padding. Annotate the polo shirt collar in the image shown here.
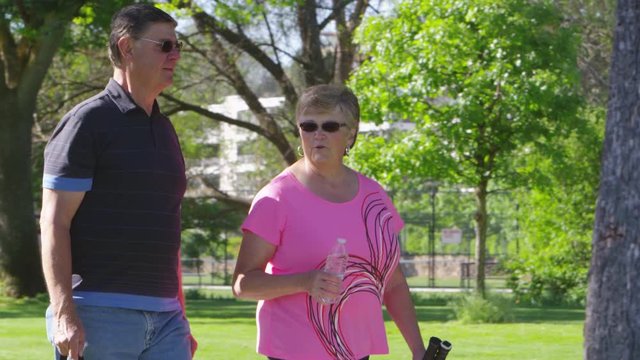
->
[106,78,161,116]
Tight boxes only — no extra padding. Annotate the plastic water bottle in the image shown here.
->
[321,238,348,304]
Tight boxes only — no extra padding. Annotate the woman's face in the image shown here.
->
[298,107,356,166]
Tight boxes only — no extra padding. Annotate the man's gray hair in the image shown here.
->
[108,4,177,67]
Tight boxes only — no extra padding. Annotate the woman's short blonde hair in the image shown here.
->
[295,84,360,148]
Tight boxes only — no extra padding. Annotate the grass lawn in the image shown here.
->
[182,275,510,289]
[405,276,508,289]
[0,291,583,359]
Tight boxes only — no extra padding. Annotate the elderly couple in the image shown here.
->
[40,4,425,360]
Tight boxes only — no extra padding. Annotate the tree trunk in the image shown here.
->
[0,91,44,296]
[332,0,368,84]
[474,181,488,298]
[297,0,331,85]
[0,1,83,297]
[584,0,640,358]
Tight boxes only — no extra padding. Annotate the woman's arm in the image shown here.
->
[232,231,341,301]
[384,266,426,360]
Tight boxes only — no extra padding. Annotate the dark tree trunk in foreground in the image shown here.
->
[584,0,640,358]
[0,1,83,297]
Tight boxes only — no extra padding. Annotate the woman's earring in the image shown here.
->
[297,145,304,157]
[345,146,350,156]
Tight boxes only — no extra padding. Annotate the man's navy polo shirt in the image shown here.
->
[43,79,186,311]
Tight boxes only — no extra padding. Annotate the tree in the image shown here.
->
[349,0,582,297]
[155,0,374,206]
[0,0,85,296]
[584,0,640,357]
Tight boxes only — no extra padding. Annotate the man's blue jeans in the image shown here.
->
[46,304,192,359]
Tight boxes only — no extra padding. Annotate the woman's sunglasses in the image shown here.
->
[140,38,183,53]
[299,121,347,133]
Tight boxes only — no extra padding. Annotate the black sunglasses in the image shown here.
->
[299,121,347,133]
[139,38,183,53]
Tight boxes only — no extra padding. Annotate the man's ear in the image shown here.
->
[117,36,133,62]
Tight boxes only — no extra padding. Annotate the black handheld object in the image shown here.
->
[423,336,441,360]
[57,354,84,360]
[423,336,453,360]
[434,340,452,360]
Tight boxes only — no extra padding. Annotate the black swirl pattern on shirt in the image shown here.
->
[307,191,400,359]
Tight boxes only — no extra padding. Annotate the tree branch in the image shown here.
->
[319,0,353,29]
[297,0,331,84]
[348,0,369,33]
[192,12,297,164]
[197,174,251,211]
[190,6,299,108]
[18,2,84,110]
[261,7,281,66]
[160,92,270,137]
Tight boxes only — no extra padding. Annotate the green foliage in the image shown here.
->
[410,291,465,306]
[184,288,239,301]
[350,0,582,187]
[450,293,514,323]
[503,190,592,307]
[503,106,603,306]
[397,190,478,256]
[350,136,522,259]
[349,0,588,299]
[172,111,221,160]
[181,229,213,260]
[63,1,135,52]
[180,197,243,261]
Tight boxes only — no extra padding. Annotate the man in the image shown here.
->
[40,4,196,359]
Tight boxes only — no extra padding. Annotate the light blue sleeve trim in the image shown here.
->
[42,174,93,191]
[72,291,181,312]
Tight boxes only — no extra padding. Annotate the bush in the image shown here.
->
[505,257,587,307]
[184,288,239,301]
[411,291,464,306]
[450,294,514,324]
[184,289,208,300]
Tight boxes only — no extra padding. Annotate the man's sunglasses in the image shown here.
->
[299,121,347,133]
[139,38,183,53]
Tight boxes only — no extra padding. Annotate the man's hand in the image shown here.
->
[189,334,198,357]
[54,308,85,360]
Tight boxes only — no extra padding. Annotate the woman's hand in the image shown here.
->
[305,270,343,304]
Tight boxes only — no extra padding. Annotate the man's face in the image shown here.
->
[129,22,181,94]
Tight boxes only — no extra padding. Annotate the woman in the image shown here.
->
[233,84,426,360]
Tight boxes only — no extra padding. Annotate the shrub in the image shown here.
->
[184,288,208,300]
[450,294,514,324]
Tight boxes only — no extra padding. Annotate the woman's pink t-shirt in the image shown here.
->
[242,168,404,360]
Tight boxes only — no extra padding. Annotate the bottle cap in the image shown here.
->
[337,238,346,244]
